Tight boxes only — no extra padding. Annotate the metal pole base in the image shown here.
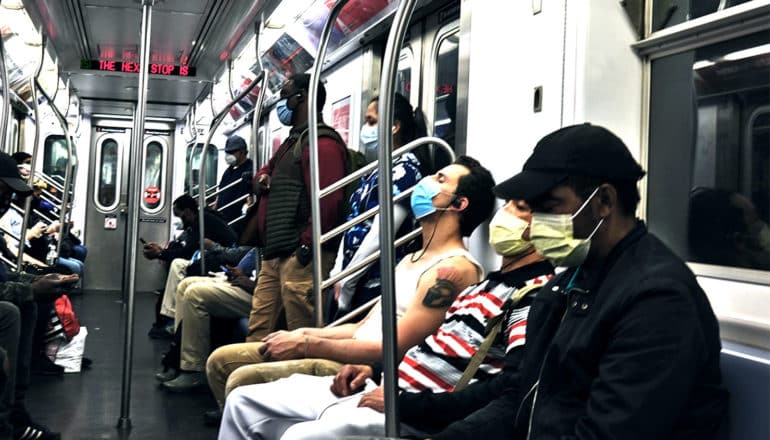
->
[116,417,132,430]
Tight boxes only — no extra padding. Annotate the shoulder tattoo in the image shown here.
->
[422,266,461,308]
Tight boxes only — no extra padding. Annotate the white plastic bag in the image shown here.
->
[52,326,88,373]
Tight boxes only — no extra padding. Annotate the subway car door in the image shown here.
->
[84,121,132,291]
[84,120,173,292]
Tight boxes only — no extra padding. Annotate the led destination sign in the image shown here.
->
[81,60,196,77]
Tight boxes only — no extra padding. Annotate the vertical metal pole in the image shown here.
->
[0,24,10,154]
[308,0,349,328]
[251,20,265,168]
[378,0,419,435]
[118,0,153,430]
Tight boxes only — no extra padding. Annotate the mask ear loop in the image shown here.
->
[410,208,447,263]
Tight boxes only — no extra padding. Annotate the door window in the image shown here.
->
[141,140,166,213]
[433,29,459,140]
[43,135,69,183]
[94,137,121,211]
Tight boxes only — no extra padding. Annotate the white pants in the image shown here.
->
[219,374,426,440]
[160,258,189,318]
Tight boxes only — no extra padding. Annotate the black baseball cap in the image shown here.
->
[224,136,247,153]
[0,152,32,195]
[494,123,645,201]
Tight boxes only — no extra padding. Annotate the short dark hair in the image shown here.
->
[11,152,31,164]
[453,155,496,237]
[290,73,326,110]
[563,175,640,216]
[173,194,198,212]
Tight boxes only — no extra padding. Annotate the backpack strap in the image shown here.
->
[292,123,345,160]
[453,283,542,392]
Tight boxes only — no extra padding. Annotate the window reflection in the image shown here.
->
[98,139,119,208]
[652,0,754,32]
[184,143,218,194]
[648,31,770,272]
[396,48,412,100]
[433,29,459,172]
[43,136,69,182]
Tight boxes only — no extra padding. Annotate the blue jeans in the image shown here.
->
[57,257,83,276]
[70,245,87,263]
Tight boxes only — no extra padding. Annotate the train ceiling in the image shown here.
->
[21,0,279,120]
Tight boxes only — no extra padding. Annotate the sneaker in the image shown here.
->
[12,416,60,440]
[30,355,64,377]
[155,367,178,382]
[161,371,207,392]
[203,408,222,427]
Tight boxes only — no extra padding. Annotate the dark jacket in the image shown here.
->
[433,222,728,440]
[159,208,237,262]
[217,158,253,226]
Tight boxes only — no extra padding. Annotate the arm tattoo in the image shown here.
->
[422,267,460,308]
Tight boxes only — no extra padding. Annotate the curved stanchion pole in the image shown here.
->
[16,76,43,271]
[308,0,349,327]
[378,0,419,435]
[196,73,262,274]
[0,25,9,154]
[251,20,267,168]
[227,59,236,101]
[118,0,154,430]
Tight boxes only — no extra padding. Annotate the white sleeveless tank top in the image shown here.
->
[353,248,484,341]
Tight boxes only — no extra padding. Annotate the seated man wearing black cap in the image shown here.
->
[214,135,254,235]
[425,124,728,439]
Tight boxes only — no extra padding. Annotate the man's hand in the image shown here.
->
[254,174,270,196]
[143,242,162,259]
[202,238,216,250]
[258,330,306,361]
[358,385,385,413]
[31,273,79,301]
[330,364,373,397]
[229,275,255,293]
[224,265,245,280]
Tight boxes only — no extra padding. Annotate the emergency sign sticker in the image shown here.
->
[104,215,117,230]
[144,186,160,205]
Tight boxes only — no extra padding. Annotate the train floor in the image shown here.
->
[26,290,220,439]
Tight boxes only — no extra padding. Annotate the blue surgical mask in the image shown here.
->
[276,98,293,126]
[410,178,455,220]
[360,124,378,162]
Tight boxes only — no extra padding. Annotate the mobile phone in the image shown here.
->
[139,237,147,245]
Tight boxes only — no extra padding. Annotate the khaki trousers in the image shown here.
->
[206,341,343,407]
[176,277,252,372]
[159,258,190,318]
[246,250,336,341]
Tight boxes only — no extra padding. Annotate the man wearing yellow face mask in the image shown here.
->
[440,123,728,440]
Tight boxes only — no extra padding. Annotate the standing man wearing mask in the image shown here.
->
[213,135,253,236]
[434,124,727,440]
[246,73,347,340]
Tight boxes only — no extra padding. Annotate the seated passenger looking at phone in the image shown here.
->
[143,195,237,337]
[155,248,258,391]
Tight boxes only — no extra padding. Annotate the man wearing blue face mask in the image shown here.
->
[434,123,728,440]
[243,74,347,341]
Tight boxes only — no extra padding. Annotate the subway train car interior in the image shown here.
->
[0,0,768,438]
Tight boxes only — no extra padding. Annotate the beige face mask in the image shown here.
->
[488,208,533,257]
[529,187,603,267]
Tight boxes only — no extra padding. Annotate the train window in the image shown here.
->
[141,139,166,213]
[396,48,413,100]
[647,30,770,279]
[43,135,70,182]
[652,0,754,31]
[433,29,459,141]
[184,143,218,194]
[94,137,121,211]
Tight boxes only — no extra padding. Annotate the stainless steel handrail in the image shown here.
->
[16,63,44,271]
[119,0,153,429]
[196,72,263,273]
[325,296,380,328]
[0,23,10,154]
[227,59,236,101]
[251,20,267,169]
[378,0,419,434]
[216,192,249,213]
[206,176,245,201]
[308,0,350,327]
[33,171,65,192]
[321,227,422,290]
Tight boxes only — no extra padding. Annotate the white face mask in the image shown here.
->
[225,153,237,166]
[529,187,604,267]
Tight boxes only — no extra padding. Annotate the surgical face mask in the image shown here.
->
[276,98,294,126]
[225,153,237,166]
[529,187,604,267]
[360,124,378,162]
[410,177,455,220]
[489,208,533,257]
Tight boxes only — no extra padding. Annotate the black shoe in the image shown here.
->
[203,409,222,427]
[30,356,64,377]
[148,323,173,339]
[81,357,93,369]
[12,413,60,440]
